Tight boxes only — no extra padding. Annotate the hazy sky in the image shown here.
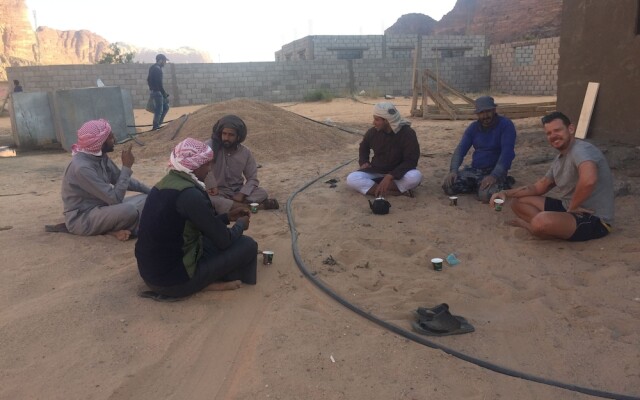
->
[25,0,457,62]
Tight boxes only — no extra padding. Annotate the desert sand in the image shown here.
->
[0,96,639,400]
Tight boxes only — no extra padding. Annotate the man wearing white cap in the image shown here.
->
[60,119,150,241]
[442,95,517,202]
[346,102,422,197]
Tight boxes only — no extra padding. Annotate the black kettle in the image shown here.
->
[369,197,391,215]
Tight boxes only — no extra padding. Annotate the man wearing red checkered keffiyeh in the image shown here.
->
[58,119,151,241]
[168,138,214,189]
[71,118,112,156]
[135,138,258,301]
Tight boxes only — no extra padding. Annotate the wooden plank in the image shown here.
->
[574,82,599,139]
[425,86,456,119]
[410,42,421,115]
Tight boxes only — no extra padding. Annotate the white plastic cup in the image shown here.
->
[431,257,443,271]
[250,203,259,213]
[262,250,274,265]
[449,196,458,206]
[494,198,505,211]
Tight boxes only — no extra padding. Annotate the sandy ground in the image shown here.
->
[0,96,639,400]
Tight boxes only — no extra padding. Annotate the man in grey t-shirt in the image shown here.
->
[489,112,614,241]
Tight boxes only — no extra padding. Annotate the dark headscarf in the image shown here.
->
[211,115,247,153]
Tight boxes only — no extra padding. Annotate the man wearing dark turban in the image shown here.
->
[205,115,279,213]
[135,138,257,301]
[59,119,150,241]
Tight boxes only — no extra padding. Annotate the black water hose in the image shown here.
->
[284,159,639,400]
[126,117,179,128]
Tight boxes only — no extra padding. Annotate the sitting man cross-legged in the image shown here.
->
[135,138,257,301]
[60,119,149,241]
[346,102,422,197]
[205,115,279,213]
[490,111,614,241]
[442,96,517,202]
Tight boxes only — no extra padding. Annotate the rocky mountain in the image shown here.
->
[2,0,563,82]
[0,0,212,81]
[385,13,438,35]
[435,0,562,43]
[36,27,110,65]
[388,0,562,44]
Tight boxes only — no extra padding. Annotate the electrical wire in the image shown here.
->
[283,118,639,400]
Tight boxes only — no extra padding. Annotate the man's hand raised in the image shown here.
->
[122,144,135,168]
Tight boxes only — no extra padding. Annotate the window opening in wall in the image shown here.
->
[514,45,535,65]
[336,49,363,60]
[440,49,466,58]
[432,47,470,58]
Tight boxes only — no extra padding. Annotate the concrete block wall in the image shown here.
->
[276,34,487,62]
[423,56,491,93]
[312,35,384,60]
[386,34,419,49]
[7,56,491,108]
[490,37,559,95]
[423,35,486,58]
[354,57,490,97]
[275,37,314,61]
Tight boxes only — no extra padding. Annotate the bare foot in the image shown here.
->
[205,280,243,291]
[507,218,529,229]
[109,230,132,241]
[507,219,540,240]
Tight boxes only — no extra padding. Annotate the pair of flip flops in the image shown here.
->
[411,303,475,336]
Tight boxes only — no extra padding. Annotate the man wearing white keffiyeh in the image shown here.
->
[59,119,150,241]
[135,138,258,301]
[346,103,422,197]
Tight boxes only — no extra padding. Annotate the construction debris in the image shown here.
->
[410,69,556,120]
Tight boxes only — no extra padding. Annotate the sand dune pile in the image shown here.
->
[133,98,360,164]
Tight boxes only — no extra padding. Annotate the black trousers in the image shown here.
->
[147,235,258,298]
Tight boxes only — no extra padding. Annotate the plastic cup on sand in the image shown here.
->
[262,250,274,265]
[494,198,505,211]
[431,257,443,271]
[449,196,458,206]
[250,203,259,213]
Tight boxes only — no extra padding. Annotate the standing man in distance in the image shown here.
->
[346,102,422,197]
[442,96,517,203]
[147,54,169,131]
[490,112,614,241]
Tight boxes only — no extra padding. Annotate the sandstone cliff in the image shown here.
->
[387,0,562,44]
[1,0,37,80]
[2,0,563,82]
[36,27,110,65]
[434,0,562,43]
[0,0,212,81]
